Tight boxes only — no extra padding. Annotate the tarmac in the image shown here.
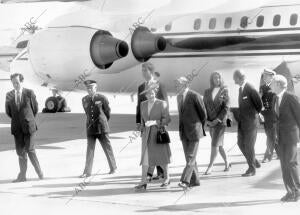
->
[1,112,300,215]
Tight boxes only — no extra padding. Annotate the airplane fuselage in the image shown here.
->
[10,3,300,107]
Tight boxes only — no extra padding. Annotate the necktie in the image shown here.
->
[16,91,21,110]
[275,95,280,116]
[178,94,183,112]
[238,87,243,105]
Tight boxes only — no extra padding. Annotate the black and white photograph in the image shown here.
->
[0,0,300,214]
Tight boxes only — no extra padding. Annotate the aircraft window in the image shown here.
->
[290,14,298,26]
[165,23,172,31]
[240,16,248,28]
[194,18,201,30]
[273,14,281,26]
[256,15,264,27]
[224,17,232,29]
[16,40,28,49]
[209,18,216,29]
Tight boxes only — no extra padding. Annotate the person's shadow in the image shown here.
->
[136,199,279,213]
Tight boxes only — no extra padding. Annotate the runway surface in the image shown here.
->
[0,112,300,215]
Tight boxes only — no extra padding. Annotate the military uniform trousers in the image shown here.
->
[83,133,117,175]
[263,123,280,160]
[14,132,42,178]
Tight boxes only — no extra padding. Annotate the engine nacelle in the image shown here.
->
[90,30,129,69]
[131,26,166,62]
[28,27,128,81]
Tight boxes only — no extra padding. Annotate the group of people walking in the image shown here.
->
[4,62,300,202]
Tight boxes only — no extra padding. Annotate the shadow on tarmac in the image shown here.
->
[135,199,279,213]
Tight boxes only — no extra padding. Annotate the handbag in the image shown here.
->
[156,127,170,144]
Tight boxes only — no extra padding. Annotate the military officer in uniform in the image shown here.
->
[80,80,117,178]
[260,68,279,163]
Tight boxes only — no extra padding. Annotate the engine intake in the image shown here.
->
[90,30,129,69]
[131,26,166,62]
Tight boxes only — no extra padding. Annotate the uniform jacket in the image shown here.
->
[82,93,110,135]
[136,81,168,124]
[203,86,229,125]
[238,82,263,130]
[276,91,300,145]
[260,84,277,126]
[177,90,207,141]
[5,88,38,135]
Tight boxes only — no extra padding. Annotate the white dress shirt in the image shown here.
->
[182,88,189,102]
[15,87,23,105]
[277,89,286,106]
[212,87,220,100]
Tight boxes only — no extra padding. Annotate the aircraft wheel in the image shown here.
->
[45,97,58,113]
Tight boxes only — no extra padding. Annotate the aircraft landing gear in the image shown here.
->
[42,89,71,113]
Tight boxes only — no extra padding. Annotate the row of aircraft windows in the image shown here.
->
[164,13,299,31]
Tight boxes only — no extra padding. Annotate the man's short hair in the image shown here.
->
[273,74,287,89]
[10,73,24,82]
[233,69,246,80]
[176,76,189,85]
[142,62,155,74]
[263,68,276,76]
[154,71,160,78]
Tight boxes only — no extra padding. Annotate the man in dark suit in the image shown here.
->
[176,77,207,189]
[80,80,117,178]
[270,74,300,202]
[259,68,279,163]
[136,62,169,180]
[233,70,262,177]
[5,73,43,182]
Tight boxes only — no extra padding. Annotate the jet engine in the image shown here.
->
[27,26,166,83]
[28,27,129,82]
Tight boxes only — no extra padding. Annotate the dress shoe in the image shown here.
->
[262,158,271,163]
[178,182,190,189]
[134,183,147,191]
[12,177,26,183]
[242,171,256,177]
[38,172,44,180]
[109,168,116,174]
[280,193,296,202]
[189,182,200,187]
[146,175,152,182]
[255,160,261,168]
[160,180,171,188]
[79,173,91,178]
[152,174,164,180]
[204,167,212,175]
[224,163,232,172]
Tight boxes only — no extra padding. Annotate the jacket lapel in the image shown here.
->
[148,100,157,119]
[182,91,190,113]
[213,88,222,104]
[9,90,18,111]
[20,89,26,109]
[279,92,288,114]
